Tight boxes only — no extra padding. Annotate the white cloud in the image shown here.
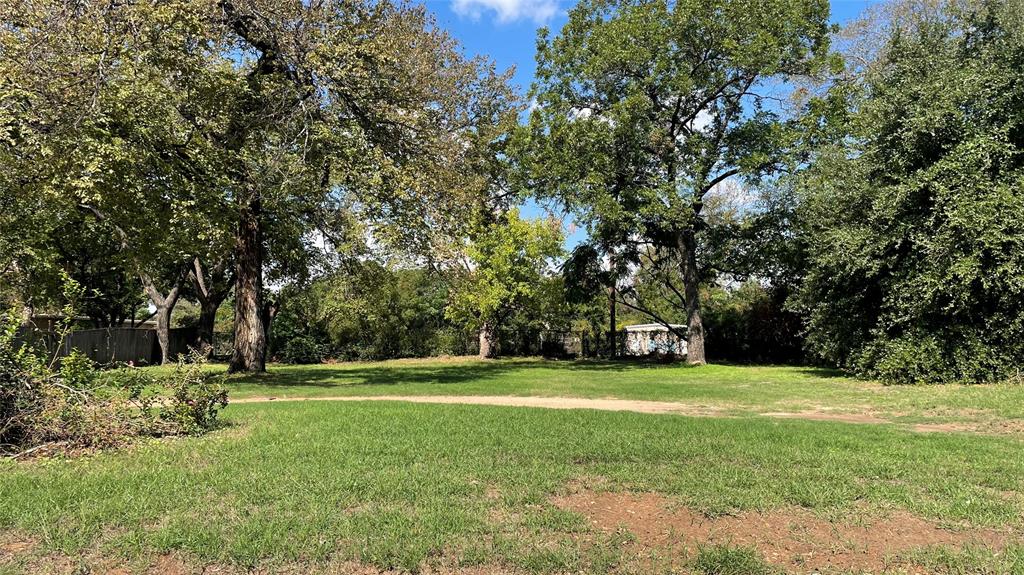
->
[450,0,559,24]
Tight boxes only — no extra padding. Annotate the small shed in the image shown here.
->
[623,324,687,358]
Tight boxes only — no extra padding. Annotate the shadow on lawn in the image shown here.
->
[227,359,530,390]
[792,366,848,379]
[226,358,846,392]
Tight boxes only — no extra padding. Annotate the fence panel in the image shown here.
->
[63,329,157,364]
[13,327,200,365]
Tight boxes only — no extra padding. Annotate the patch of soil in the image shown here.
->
[550,490,1017,574]
[914,419,1024,436]
[913,422,975,434]
[231,394,731,417]
[0,534,38,558]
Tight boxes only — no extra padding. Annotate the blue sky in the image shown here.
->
[423,0,881,245]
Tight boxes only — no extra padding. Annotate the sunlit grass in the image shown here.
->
[201,358,1024,428]
[2,399,1023,573]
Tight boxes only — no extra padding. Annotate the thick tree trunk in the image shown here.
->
[229,197,266,373]
[478,322,497,359]
[679,230,706,365]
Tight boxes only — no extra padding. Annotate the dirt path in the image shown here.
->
[229,394,1022,435]
[230,394,730,417]
[232,394,907,426]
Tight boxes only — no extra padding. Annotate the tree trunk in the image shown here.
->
[260,297,280,365]
[609,284,617,359]
[229,196,266,373]
[679,230,706,365]
[140,273,182,365]
[191,257,232,357]
[154,305,172,364]
[196,300,220,356]
[478,322,497,359]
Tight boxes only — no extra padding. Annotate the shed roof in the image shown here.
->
[623,323,685,332]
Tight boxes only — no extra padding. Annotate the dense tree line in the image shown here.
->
[795,0,1024,382]
[3,0,1022,383]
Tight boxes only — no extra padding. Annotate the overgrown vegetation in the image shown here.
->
[796,1,1024,383]
[0,307,227,456]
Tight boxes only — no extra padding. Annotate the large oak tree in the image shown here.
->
[1,0,516,370]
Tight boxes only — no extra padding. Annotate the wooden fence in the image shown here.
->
[15,327,198,365]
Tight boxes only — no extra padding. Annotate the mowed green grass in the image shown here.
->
[2,360,1023,573]
[219,358,1024,428]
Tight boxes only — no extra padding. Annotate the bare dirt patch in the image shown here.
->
[551,490,1017,574]
[0,534,38,562]
[231,394,731,417]
[914,419,1024,436]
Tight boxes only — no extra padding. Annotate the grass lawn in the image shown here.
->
[220,358,1024,432]
[2,359,1023,574]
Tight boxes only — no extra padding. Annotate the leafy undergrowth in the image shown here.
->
[1,401,1022,574]
[2,310,228,458]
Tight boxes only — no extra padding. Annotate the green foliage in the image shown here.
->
[270,263,474,361]
[446,209,564,332]
[514,0,833,360]
[702,281,803,364]
[154,352,229,435]
[1,0,520,372]
[797,1,1024,383]
[0,310,227,454]
[280,335,327,365]
[0,311,41,448]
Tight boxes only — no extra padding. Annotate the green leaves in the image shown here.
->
[797,1,1024,383]
[447,209,564,330]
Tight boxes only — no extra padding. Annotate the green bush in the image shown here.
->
[280,335,326,364]
[1,311,228,456]
[156,354,229,434]
[0,310,45,449]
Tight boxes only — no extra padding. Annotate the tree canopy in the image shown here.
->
[796,0,1024,383]
[515,0,834,364]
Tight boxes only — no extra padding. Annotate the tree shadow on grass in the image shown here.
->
[226,359,533,390]
[226,357,663,391]
[791,366,849,379]
[225,357,843,392]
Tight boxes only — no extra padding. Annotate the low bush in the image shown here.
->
[279,335,326,364]
[1,311,228,457]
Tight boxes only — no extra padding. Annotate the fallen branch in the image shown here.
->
[7,441,68,460]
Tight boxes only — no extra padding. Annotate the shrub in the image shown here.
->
[1,311,228,456]
[152,353,229,434]
[279,335,326,364]
[0,310,45,449]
